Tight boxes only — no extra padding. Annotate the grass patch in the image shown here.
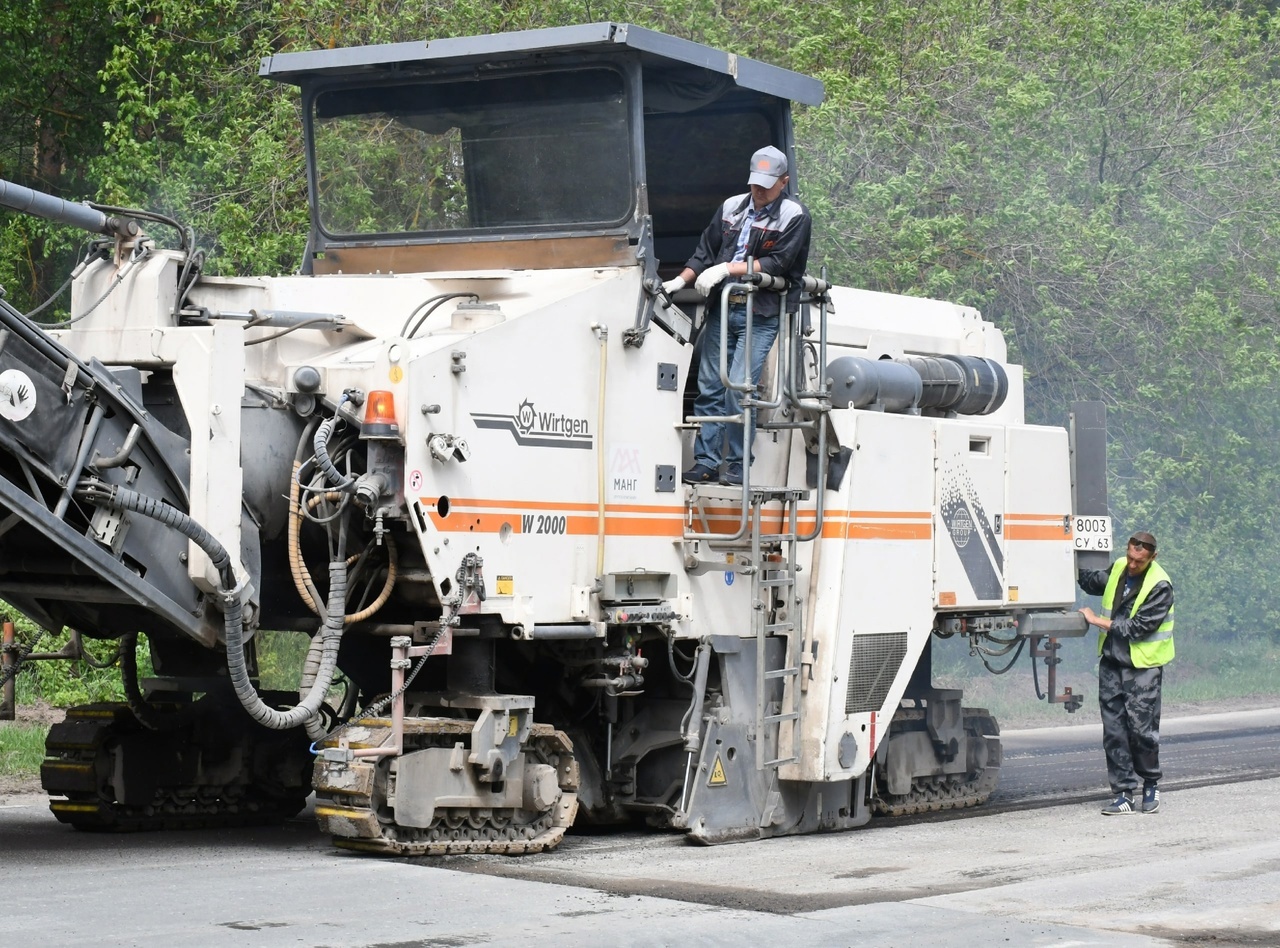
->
[933,633,1280,729]
[0,720,47,777]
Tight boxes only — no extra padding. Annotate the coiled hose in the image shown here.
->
[85,484,346,731]
[312,407,356,493]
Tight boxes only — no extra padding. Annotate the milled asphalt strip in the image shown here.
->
[443,706,1280,914]
[1000,705,1280,753]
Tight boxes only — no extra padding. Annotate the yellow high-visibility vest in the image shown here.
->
[1097,558,1175,667]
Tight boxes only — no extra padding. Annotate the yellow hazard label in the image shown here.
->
[1008,585,1020,602]
[508,715,519,738]
[496,575,514,595]
[388,365,404,383]
[708,755,727,786]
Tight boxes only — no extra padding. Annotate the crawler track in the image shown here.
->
[314,716,578,856]
[41,701,310,831]
[872,708,1002,817]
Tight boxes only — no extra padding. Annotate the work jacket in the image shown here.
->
[1078,559,1175,668]
[683,192,812,319]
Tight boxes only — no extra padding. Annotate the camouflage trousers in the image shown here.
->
[1098,658,1163,794]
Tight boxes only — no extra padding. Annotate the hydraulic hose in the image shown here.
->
[312,406,356,493]
[291,487,398,622]
[82,484,347,731]
[119,631,178,732]
[298,630,331,741]
[288,458,326,614]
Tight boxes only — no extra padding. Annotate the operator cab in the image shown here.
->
[260,23,823,276]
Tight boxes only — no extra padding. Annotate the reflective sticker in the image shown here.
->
[0,369,36,422]
[708,755,727,786]
[496,575,513,596]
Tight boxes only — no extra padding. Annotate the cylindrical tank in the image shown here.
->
[827,353,1009,415]
[827,356,923,412]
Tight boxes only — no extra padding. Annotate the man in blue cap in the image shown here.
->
[663,145,812,486]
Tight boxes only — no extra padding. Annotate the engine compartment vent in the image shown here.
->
[845,631,908,714]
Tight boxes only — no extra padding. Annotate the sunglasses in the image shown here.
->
[1129,539,1155,553]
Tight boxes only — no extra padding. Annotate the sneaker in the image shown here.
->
[681,463,717,485]
[719,462,744,486]
[1142,785,1160,814]
[1101,793,1135,815]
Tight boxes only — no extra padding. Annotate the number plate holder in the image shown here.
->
[1072,515,1113,551]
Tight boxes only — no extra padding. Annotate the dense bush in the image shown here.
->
[4,1,1280,648]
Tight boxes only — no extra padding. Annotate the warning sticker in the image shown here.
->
[507,715,519,738]
[708,755,727,786]
[496,575,513,596]
[0,369,36,422]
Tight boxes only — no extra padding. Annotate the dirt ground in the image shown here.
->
[6,700,66,727]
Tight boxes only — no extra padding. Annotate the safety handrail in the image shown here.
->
[682,264,834,544]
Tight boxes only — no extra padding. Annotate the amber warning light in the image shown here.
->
[361,390,400,439]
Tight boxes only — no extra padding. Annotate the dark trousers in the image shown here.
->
[1098,658,1163,794]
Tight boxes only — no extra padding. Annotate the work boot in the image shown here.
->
[1142,784,1160,814]
[719,462,743,486]
[1101,793,1135,815]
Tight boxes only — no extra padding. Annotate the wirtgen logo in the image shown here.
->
[472,399,592,450]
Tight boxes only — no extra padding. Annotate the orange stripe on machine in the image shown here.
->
[1004,513,1071,541]
[420,499,937,541]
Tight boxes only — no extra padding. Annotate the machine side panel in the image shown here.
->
[404,269,693,627]
[934,422,1006,607]
[1004,425,1075,606]
[789,410,937,781]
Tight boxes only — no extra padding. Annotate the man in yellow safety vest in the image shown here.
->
[1078,530,1175,815]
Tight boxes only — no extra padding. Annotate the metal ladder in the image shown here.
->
[748,486,806,770]
[679,266,836,773]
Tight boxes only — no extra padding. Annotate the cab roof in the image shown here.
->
[259,21,824,106]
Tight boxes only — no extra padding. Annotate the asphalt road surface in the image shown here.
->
[2,707,1278,948]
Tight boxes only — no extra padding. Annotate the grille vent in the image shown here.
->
[845,632,908,715]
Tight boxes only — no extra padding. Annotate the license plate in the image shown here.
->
[1073,515,1112,551]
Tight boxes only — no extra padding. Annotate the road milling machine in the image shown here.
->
[0,23,1111,854]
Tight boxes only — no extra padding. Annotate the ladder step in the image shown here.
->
[763,667,799,680]
[762,755,799,768]
[756,577,795,588]
[764,711,800,725]
[762,622,795,634]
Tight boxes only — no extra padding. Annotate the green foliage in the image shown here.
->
[4,610,148,707]
[253,629,310,693]
[4,1,1280,650]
